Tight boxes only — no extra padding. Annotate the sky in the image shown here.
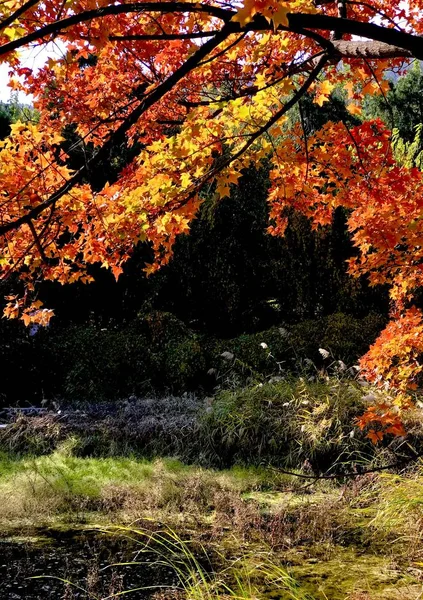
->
[0,42,64,103]
[0,62,14,102]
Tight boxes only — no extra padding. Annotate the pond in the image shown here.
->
[0,527,181,599]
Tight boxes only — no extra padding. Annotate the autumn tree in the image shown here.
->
[1,0,423,436]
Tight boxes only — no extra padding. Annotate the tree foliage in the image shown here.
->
[366,62,423,142]
[1,0,423,435]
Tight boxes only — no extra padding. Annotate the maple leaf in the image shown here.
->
[314,80,335,106]
[271,4,290,28]
[216,181,231,199]
[347,102,362,116]
[232,0,257,25]
[367,429,384,444]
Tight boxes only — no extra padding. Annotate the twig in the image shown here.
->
[269,450,423,481]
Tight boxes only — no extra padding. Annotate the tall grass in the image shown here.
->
[0,447,298,524]
[0,377,380,472]
[100,526,316,600]
[201,378,374,471]
[367,472,423,555]
[33,526,316,599]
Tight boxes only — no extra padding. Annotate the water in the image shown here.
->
[0,528,179,599]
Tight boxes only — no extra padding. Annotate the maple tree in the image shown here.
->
[1,0,423,436]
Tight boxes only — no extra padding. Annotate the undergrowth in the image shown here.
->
[2,375,423,598]
[2,447,423,598]
[0,377,384,472]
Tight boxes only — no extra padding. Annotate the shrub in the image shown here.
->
[40,311,207,400]
[207,312,386,390]
[0,310,386,404]
[199,379,373,471]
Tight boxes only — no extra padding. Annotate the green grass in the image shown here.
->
[0,445,300,527]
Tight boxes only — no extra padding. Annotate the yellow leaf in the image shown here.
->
[344,81,355,99]
[226,170,242,185]
[319,80,335,96]
[272,4,290,28]
[232,0,256,25]
[315,94,329,107]
[180,172,192,188]
[216,181,231,199]
[235,102,251,120]
[3,25,25,41]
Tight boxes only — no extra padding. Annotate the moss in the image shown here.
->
[288,547,417,600]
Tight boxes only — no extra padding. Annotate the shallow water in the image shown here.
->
[0,528,178,599]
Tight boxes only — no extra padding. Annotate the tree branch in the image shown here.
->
[285,13,423,58]
[1,6,422,60]
[331,39,413,58]
[0,0,40,32]
[108,31,220,41]
[0,6,421,238]
[0,2,232,57]
[27,219,49,263]
[0,23,234,236]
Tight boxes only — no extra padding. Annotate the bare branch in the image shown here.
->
[109,31,220,41]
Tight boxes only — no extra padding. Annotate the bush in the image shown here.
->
[45,312,207,400]
[0,310,386,404]
[208,312,387,389]
[290,312,387,366]
[199,379,373,470]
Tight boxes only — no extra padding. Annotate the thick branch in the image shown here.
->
[285,13,423,58]
[1,6,422,60]
[331,39,413,58]
[0,2,231,57]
